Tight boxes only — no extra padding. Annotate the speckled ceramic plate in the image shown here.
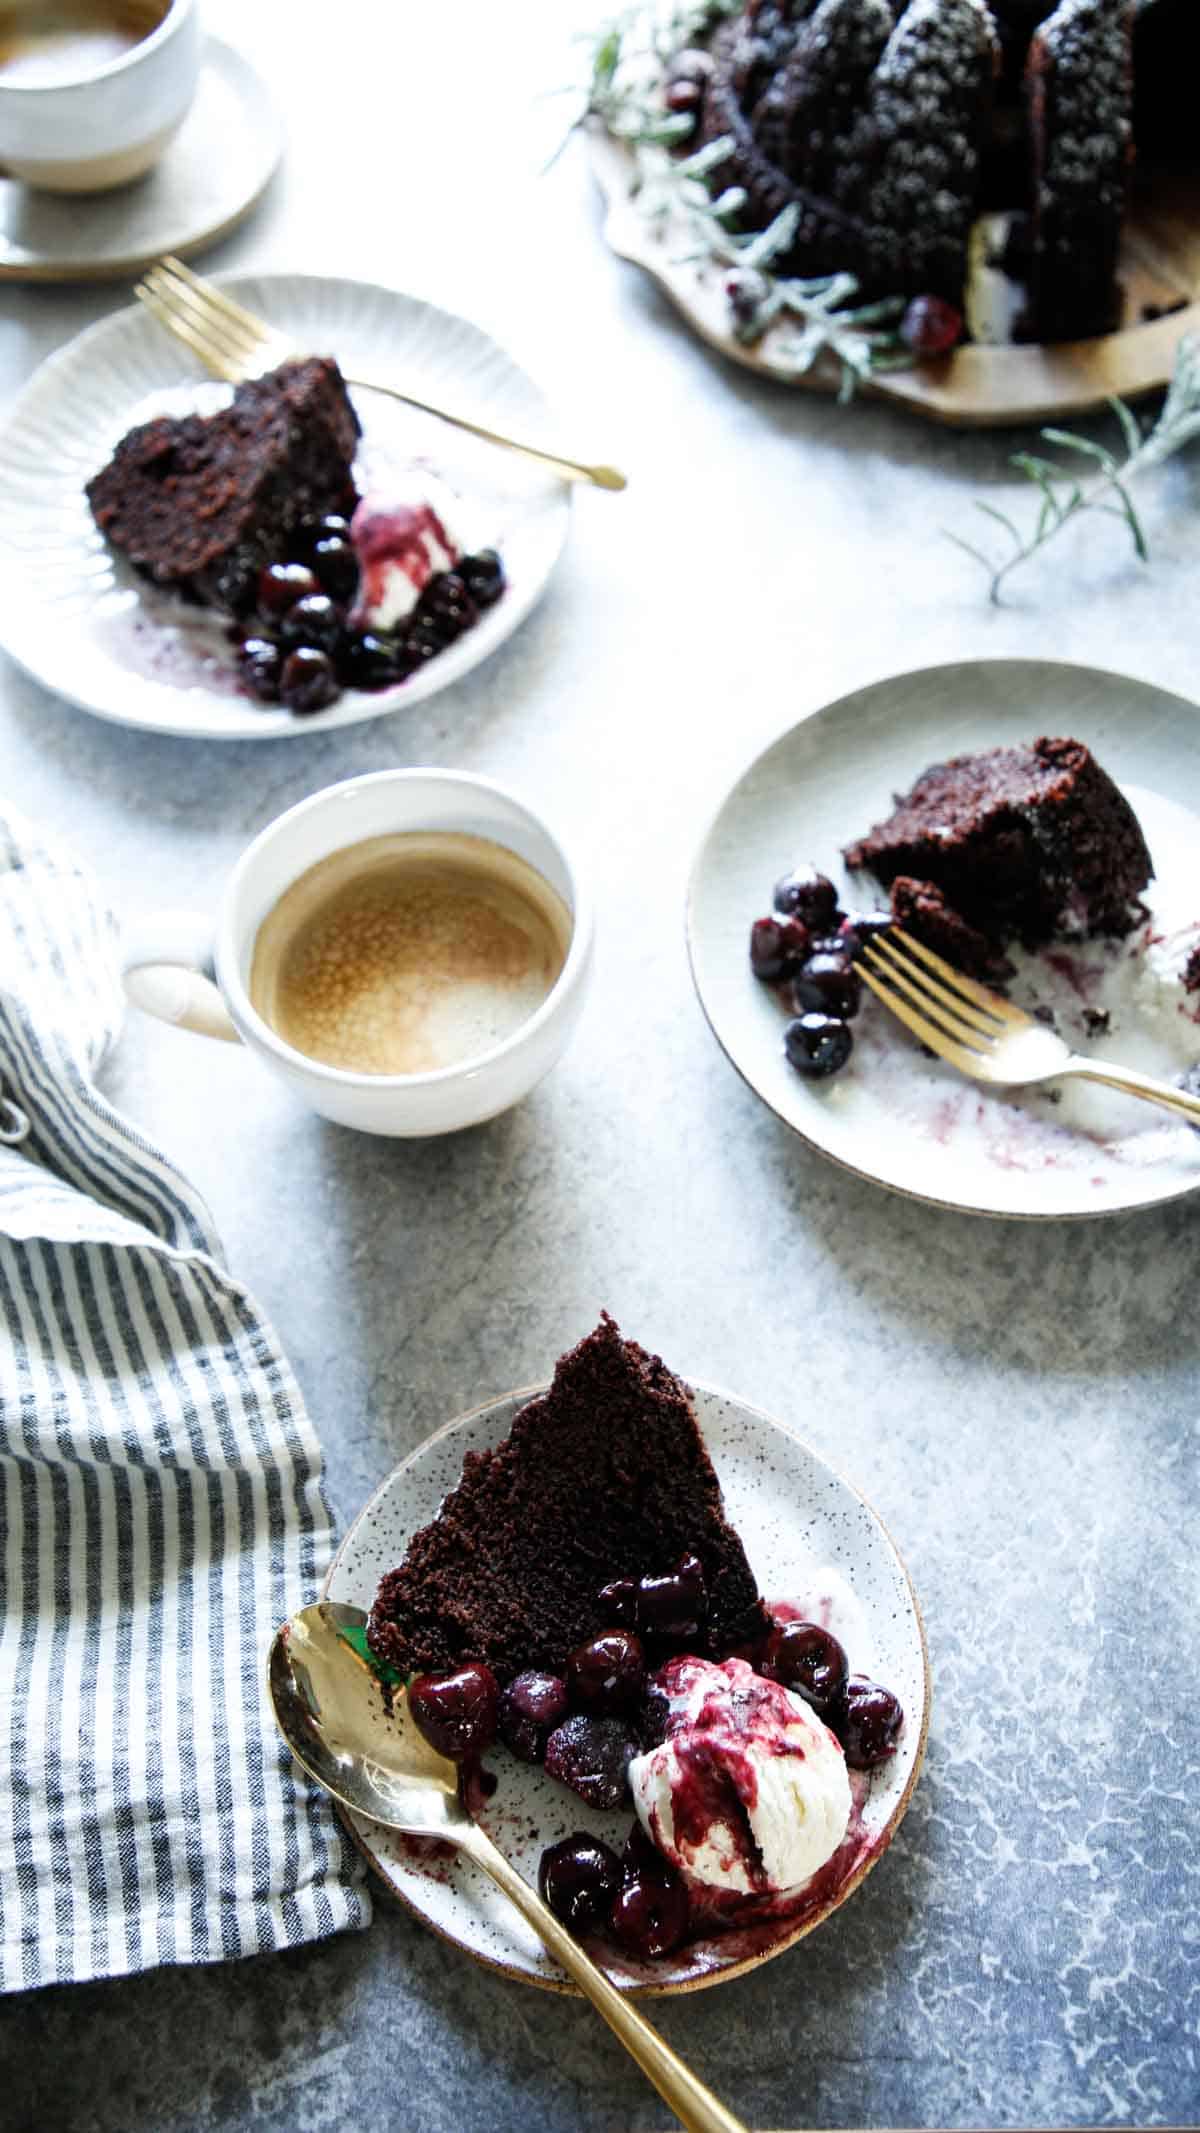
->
[688,658,1200,1221]
[0,273,570,738]
[325,1375,929,1996]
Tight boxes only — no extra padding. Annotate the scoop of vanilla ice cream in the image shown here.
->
[628,1655,851,1897]
[349,475,463,630]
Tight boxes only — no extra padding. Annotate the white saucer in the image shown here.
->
[327,1376,928,1995]
[0,272,571,738]
[0,37,281,284]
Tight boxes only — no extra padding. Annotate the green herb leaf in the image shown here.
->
[337,1621,405,1689]
[951,333,1200,602]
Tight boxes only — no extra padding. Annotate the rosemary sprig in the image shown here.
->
[578,0,910,398]
[950,333,1200,602]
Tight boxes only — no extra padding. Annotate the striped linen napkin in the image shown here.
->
[0,806,370,1991]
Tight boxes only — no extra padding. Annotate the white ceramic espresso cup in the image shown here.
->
[121,770,595,1138]
[0,0,200,193]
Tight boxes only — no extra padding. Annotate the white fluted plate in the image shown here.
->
[0,273,571,738]
[326,1376,929,1995]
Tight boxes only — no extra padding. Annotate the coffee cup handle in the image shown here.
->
[121,911,242,1044]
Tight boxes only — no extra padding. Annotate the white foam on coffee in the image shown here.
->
[250,832,571,1077]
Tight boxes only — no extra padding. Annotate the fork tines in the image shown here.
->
[856,927,1018,1065]
[134,255,292,382]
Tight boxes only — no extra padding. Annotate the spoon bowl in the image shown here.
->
[268,1601,747,2133]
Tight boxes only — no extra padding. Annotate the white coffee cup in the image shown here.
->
[0,0,200,194]
[121,770,595,1137]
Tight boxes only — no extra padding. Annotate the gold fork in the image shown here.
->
[133,255,627,492]
[857,928,1200,1125]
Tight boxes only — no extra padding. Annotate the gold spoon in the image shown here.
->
[269,1602,747,2133]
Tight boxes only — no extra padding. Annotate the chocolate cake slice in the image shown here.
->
[367,1315,768,1682]
[888,875,1009,978]
[86,357,360,615]
[844,736,1152,949]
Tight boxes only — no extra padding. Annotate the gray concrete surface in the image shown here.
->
[2,2,1199,2126]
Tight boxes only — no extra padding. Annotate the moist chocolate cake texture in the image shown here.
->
[692,0,1185,343]
[844,736,1153,958]
[86,357,360,615]
[367,1315,768,1681]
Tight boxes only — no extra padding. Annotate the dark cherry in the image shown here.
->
[460,549,506,608]
[337,631,404,691]
[636,1554,707,1643]
[749,914,812,983]
[311,535,359,604]
[257,560,319,622]
[543,1715,636,1809]
[403,618,449,663]
[237,636,282,704]
[760,1621,848,1719]
[421,570,477,634]
[498,1670,569,1763]
[637,1686,670,1752]
[566,1630,646,1715]
[900,295,963,357]
[610,1866,690,1960]
[773,865,838,931]
[296,510,351,553]
[595,1577,639,1628]
[783,1012,853,1078]
[788,949,862,1021]
[537,1835,622,1933]
[278,646,339,716]
[407,1662,500,1763]
[725,267,770,329]
[279,592,342,653]
[839,911,894,962]
[663,76,703,113]
[837,1676,904,1769]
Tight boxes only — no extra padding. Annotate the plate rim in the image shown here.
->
[0,269,571,739]
[685,653,1200,1223]
[0,35,283,286]
[323,1372,931,1998]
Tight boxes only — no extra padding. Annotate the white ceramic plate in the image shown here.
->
[0,274,570,738]
[326,1377,928,1996]
[0,37,281,284]
[688,659,1200,1221]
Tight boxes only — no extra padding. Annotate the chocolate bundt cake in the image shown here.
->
[367,1315,768,1682]
[86,357,360,615]
[844,737,1153,957]
[691,0,1178,343]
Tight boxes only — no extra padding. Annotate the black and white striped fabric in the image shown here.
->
[0,808,369,1991]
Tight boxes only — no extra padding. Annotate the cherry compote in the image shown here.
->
[538,1836,622,1932]
[407,1661,499,1763]
[567,1631,647,1715]
[760,1622,848,1719]
[837,1677,904,1768]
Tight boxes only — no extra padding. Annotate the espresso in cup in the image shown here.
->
[0,1,160,86]
[249,832,572,1077]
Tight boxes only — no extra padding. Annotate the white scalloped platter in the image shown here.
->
[0,275,571,739]
[591,128,1200,430]
[326,1376,929,1996]
[688,659,1200,1221]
